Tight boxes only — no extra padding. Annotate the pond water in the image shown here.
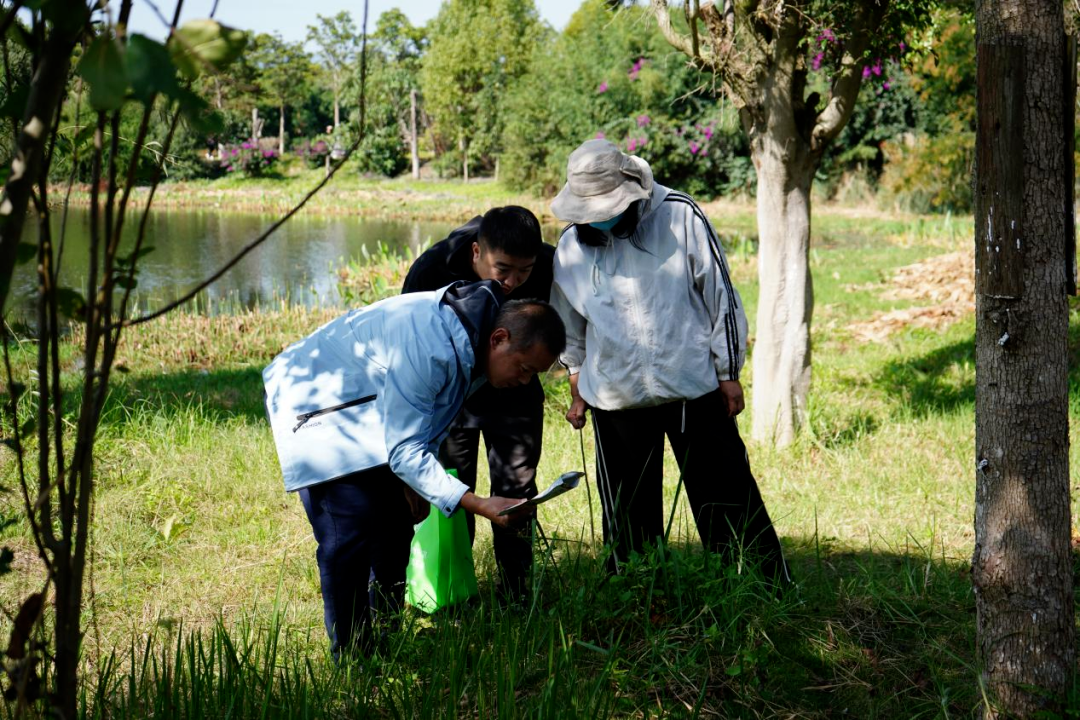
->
[11,207,476,321]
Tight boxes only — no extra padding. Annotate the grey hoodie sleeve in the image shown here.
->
[685,206,748,382]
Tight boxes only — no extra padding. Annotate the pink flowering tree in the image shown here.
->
[650,0,937,446]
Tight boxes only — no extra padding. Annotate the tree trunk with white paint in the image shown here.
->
[750,136,814,446]
[973,2,1073,717]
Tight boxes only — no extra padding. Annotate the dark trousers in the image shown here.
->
[590,389,790,582]
[298,465,414,657]
[439,379,543,597]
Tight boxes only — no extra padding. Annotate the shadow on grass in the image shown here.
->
[99,366,268,429]
[84,535,987,719]
[878,336,975,418]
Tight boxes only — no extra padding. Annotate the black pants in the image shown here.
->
[591,389,790,582]
[298,465,414,658]
[439,379,543,597]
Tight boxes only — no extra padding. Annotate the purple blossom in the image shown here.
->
[812,52,824,71]
[627,138,638,153]
[882,78,892,91]
[628,57,646,81]
[817,28,836,44]
[871,59,883,76]
[702,124,714,141]
[595,131,606,139]
[597,81,609,94]
[689,140,700,155]
[898,41,906,52]
[636,114,651,127]
[242,142,252,149]
[862,65,872,79]
[226,165,234,172]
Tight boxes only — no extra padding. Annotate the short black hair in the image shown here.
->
[478,206,543,258]
[494,299,566,357]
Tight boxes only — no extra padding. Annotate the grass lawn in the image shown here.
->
[1,204,1075,718]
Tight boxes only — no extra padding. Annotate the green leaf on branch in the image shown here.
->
[77,36,129,111]
[54,287,86,322]
[15,243,35,265]
[113,275,137,290]
[127,34,180,102]
[167,20,247,80]
[174,86,223,134]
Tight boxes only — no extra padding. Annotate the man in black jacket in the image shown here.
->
[403,206,554,600]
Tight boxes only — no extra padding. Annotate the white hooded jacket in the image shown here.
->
[550,183,747,411]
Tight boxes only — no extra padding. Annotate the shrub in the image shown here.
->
[879,130,974,214]
[293,138,330,168]
[221,142,280,177]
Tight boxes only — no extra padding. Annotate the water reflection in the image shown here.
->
[11,208,459,321]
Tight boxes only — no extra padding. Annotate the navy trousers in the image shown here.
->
[590,389,790,583]
[298,465,414,657]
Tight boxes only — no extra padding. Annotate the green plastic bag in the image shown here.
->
[405,471,478,613]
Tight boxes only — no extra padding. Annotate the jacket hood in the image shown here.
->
[442,279,505,363]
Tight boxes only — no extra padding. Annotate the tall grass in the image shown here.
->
[2,207,1075,717]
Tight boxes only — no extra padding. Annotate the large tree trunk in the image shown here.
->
[750,133,814,447]
[972,2,1073,717]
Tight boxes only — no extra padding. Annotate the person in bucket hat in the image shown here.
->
[549,139,790,585]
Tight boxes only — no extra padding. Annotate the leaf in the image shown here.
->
[6,592,42,659]
[126,34,179,103]
[113,274,137,290]
[167,20,247,80]
[173,85,223,134]
[77,36,128,111]
[14,243,35,265]
[54,287,86,322]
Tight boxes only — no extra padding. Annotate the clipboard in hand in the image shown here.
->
[497,471,585,516]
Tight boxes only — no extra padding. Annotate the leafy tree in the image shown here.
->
[307,11,359,130]
[251,33,316,155]
[502,0,752,197]
[650,0,937,446]
[343,9,426,177]
[420,0,541,180]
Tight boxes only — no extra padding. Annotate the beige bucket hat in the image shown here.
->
[550,139,654,224]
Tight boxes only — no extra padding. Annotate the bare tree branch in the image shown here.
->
[811,2,886,150]
[651,0,716,67]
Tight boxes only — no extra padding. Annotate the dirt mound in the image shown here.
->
[848,251,974,342]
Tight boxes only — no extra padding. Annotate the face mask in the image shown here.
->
[588,212,623,231]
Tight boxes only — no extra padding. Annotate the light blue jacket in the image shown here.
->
[263,282,502,517]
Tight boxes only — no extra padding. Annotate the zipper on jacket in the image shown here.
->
[293,394,377,432]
